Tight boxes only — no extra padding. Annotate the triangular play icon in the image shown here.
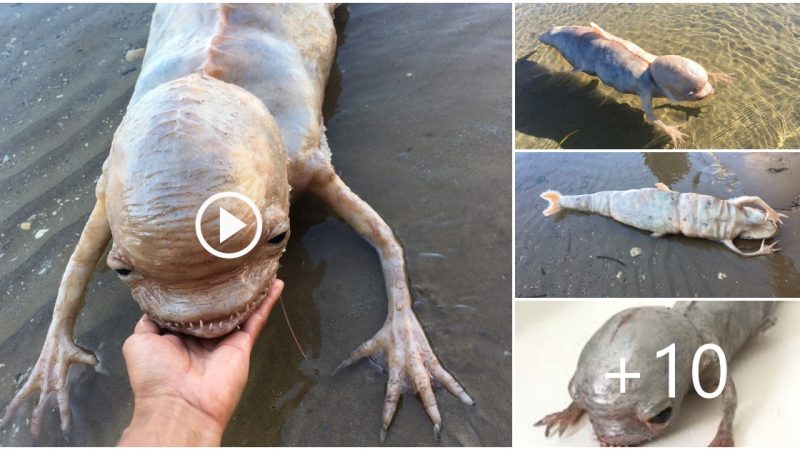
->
[219,207,247,244]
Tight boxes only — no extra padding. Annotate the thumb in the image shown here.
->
[240,279,284,343]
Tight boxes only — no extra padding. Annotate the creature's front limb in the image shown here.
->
[729,196,787,225]
[535,401,585,437]
[309,168,472,441]
[720,239,780,257]
[708,373,737,447]
[0,200,111,438]
[641,92,688,147]
[708,72,734,85]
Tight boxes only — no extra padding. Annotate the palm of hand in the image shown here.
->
[124,329,254,428]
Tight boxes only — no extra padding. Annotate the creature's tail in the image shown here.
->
[540,191,562,216]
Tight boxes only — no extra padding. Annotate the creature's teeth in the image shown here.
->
[200,319,204,330]
[188,322,194,329]
[230,315,234,321]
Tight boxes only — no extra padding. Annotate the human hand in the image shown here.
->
[117,279,284,446]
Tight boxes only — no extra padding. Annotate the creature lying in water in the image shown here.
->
[535,301,777,446]
[0,4,471,442]
[538,23,732,147]
[541,183,785,256]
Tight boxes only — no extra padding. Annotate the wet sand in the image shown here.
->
[516,152,800,298]
[515,3,800,149]
[0,4,511,446]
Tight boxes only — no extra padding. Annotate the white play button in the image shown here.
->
[219,207,247,244]
[195,192,263,259]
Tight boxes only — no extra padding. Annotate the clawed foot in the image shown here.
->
[708,72,735,85]
[534,401,584,437]
[333,309,472,442]
[663,124,688,147]
[763,209,788,226]
[653,119,689,147]
[756,239,781,255]
[0,331,96,439]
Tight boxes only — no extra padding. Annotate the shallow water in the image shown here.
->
[515,152,800,297]
[0,4,511,446]
[515,3,800,149]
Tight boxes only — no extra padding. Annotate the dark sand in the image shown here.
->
[515,3,800,149]
[516,152,800,298]
[0,4,511,446]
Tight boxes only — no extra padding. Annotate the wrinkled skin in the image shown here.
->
[541,182,785,257]
[536,302,777,446]
[1,4,471,442]
[538,23,733,147]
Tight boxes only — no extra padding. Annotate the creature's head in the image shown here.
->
[569,307,701,446]
[538,26,577,48]
[737,206,779,240]
[101,73,289,338]
[650,55,715,102]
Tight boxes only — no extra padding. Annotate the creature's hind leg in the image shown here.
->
[309,166,472,442]
[721,239,780,257]
[729,196,787,225]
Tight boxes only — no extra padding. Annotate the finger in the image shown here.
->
[332,335,379,375]
[430,362,473,405]
[241,279,284,341]
[544,414,556,437]
[30,392,50,440]
[380,366,402,442]
[133,314,159,335]
[410,358,441,439]
[70,348,97,366]
[57,387,70,435]
[1,380,35,427]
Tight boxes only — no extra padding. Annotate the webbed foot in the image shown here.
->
[535,401,584,437]
[0,330,96,439]
[333,309,472,442]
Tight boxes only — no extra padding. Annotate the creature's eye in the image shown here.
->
[115,268,132,277]
[647,407,672,424]
[688,91,694,97]
[267,232,287,245]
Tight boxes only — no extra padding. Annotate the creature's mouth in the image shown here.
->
[147,283,273,338]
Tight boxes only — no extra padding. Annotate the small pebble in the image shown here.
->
[616,271,623,279]
[718,272,727,280]
[125,48,145,62]
[34,228,50,239]
[19,222,31,231]
[630,247,642,257]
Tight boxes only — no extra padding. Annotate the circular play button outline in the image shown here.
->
[195,191,263,259]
